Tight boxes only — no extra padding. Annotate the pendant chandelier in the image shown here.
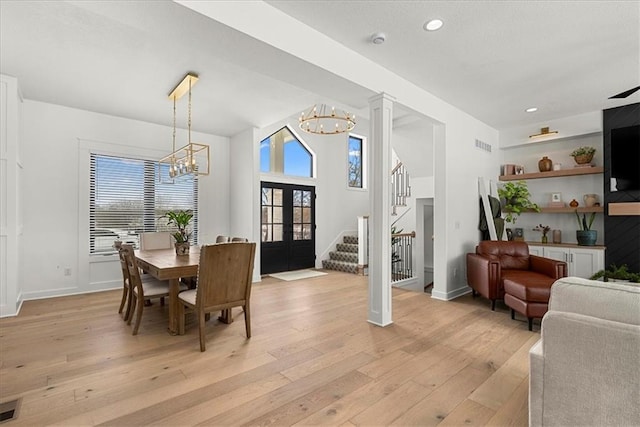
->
[298,104,355,135]
[159,72,210,182]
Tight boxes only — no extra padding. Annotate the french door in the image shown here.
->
[260,182,316,274]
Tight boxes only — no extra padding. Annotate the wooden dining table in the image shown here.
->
[135,248,199,335]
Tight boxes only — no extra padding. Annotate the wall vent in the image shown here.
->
[0,398,21,423]
[475,139,492,153]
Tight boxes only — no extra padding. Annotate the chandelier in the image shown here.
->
[298,104,355,135]
[159,72,210,182]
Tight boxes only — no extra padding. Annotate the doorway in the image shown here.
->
[260,181,316,274]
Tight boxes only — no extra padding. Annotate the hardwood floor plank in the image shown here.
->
[0,273,531,427]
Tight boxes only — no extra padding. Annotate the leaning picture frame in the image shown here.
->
[551,192,562,202]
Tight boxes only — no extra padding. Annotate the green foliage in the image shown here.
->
[570,146,596,157]
[574,210,596,230]
[497,181,540,224]
[590,264,640,283]
[163,210,193,243]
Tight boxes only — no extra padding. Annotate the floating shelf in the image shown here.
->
[499,166,603,181]
[506,206,604,214]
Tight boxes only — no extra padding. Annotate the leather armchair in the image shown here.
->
[466,241,566,311]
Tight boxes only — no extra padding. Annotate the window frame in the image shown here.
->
[259,125,317,179]
[89,152,198,255]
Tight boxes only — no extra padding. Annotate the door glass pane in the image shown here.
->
[273,189,283,206]
[293,190,301,206]
[302,190,311,207]
[273,206,283,223]
[273,224,283,241]
[293,224,302,240]
[262,188,271,205]
[302,207,311,222]
[302,224,312,240]
[293,207,302,223]
[262,224,271,242]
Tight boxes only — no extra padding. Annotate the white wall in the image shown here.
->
[19,100,230,300]
[258,114,370,268]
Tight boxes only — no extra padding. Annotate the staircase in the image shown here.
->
[322,235,360,274]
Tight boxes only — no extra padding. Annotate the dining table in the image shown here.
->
[134,248,199,334]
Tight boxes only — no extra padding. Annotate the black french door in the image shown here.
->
[260,182,316,274]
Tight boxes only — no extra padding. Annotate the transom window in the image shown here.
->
[260,126,313,178]
[89,153,198,253]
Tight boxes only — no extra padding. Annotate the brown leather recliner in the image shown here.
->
[466,241,567,327]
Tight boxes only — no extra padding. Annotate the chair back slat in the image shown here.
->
[196,242,256,309]
[140,232,173,250]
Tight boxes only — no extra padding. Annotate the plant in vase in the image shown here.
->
[590,264,640,283]
[163,210,193,255]
[497,181,540,240]
[535,224,551,243]
[570,146,596,165]
[575,210,596,246]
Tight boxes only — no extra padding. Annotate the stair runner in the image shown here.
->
[322,235,359,274]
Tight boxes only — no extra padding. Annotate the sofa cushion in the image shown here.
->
[503,270,555,302]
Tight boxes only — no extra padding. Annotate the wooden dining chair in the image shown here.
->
[177,242,256,351]
[117,247,134,321]
[215,235,231,243]
[231,237,248,242]
[120,244,187,335]
[139,231,173,250]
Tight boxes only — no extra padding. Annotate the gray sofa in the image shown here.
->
[529,276,640,426]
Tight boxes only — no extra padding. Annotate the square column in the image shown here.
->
[368,93,395,326]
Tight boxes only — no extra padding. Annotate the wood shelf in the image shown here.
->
[499,166,603,181]
[507,206,604,214]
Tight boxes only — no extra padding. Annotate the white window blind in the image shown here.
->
[90,154,198,254]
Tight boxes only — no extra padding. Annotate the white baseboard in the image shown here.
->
[431,284,471,301]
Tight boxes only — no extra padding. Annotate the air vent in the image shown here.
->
[475,139,492,153]
[0,398,21,423]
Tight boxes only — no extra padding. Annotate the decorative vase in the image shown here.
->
[573,153,594,165]
[569,199,579,207]
[175,242,190,255]
[583,194,597,207]
[542,235,548,244]
[538,156,553,172]
[553,229,561,244]
[576,230,597,246]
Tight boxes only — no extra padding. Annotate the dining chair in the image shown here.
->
[120,244,187,335]
[231,237,249,242]
[215,235,231,243]
[117,247,134,321]
[139,231,173,250]
[177,242,256,351]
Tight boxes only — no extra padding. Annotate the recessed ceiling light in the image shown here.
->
[371,32,386,44]
[525,107,538,113]
[424,19,443,31]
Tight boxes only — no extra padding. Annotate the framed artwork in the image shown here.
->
[551,192,562,202]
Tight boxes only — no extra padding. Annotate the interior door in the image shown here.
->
[260,182,316,274]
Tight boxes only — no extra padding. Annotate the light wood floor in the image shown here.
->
[0,272,536,426]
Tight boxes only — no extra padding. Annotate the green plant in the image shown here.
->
[574,210,596,230]
[163,210,193,243]
[570,146,596,157]
[497,181,540,224]
[590,264,640,283]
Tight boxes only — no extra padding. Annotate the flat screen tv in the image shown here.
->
[610,124,640,192]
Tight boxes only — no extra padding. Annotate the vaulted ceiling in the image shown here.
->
[1,1,638,137]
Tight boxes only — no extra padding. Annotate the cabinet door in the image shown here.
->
[570,248,605,278]
[528,245,544,257]
[543,247,570,263]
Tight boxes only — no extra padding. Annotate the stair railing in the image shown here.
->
[392,231,415,283]
[391,162,411,215]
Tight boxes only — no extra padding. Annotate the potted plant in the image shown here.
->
[534,224,551,244]
[575,210,596,246]
[497,181,540,226]
[570,146,596,165]
[163,210,194,255]
[590,264,640,283]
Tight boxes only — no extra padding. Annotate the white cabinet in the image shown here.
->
[528,244,604,278]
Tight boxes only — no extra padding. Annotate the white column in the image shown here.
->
[368,93,394,326]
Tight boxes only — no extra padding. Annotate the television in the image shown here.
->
[610,124,640,192]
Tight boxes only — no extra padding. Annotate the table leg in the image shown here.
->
[168,278,180,335]
[219,309,233,324]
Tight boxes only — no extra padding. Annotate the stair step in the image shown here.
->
[329,251,358,263]
[343,235,358,245]
[336,243,358,253]
[322,259,359,274]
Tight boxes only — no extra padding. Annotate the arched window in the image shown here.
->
[260,126,313,178]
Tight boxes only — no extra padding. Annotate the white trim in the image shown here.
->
[431,285,472,301]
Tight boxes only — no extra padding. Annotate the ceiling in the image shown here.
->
[1,1,638,137]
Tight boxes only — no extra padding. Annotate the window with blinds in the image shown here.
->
[89,154,198,254]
